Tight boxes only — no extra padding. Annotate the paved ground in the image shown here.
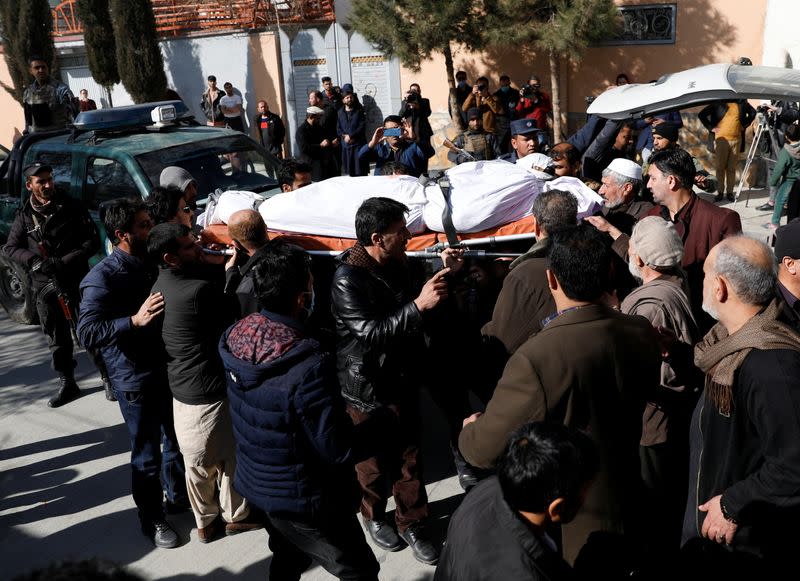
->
[0,187,777,580]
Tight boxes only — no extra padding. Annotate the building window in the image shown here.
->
[602,4,677,46]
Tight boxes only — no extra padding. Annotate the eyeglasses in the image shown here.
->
[181,205,193,214]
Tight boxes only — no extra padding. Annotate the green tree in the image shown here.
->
[1,0,58,103]
[484,0,620,141]
[75,0,118,106]
[109,0,166,103]
[0,0,25,102]
[349,0,484,130]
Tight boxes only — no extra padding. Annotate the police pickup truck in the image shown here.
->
[0,101,280,324]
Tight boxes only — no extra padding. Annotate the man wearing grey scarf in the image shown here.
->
[682,236,800,575]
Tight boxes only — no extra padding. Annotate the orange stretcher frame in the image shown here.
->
[201,215,537,252]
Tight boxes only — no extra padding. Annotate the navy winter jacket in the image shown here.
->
[78,248,165,391]
[219,311,388,518]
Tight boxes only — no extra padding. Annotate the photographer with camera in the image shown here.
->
[399,83,434,172]
[515,75,552,145]
[461,76,503,134]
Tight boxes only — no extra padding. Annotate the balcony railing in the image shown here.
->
[52,0,336,37]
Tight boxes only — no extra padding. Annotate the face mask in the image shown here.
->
[457,80,467,88]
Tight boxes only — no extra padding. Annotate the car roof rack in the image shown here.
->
[68,101,197,142]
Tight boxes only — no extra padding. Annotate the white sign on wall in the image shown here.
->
[292,58,328,130]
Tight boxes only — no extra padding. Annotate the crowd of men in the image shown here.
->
[8,57,800,581]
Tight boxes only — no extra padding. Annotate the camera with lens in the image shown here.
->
[585,96,596,105]
[520,84,541,101]
[406,91,418,104]
[475,83,487,93]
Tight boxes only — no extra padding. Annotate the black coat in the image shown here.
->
[295,121,337,181]
[3,194,99,291]
[683,349,800,564]
[399,98,433,143]
[330,250,426,411]
[252,111,285,156]
[151,266,233,405]
[434,476,576,581]
[224,245,271,319]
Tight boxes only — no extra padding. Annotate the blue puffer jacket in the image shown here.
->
[218,311,368,518]
[78,247,165,391]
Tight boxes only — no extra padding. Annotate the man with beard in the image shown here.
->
[641,123,717,196]
[4,163,101,407]
[149,223,262,543]
[589,158,652,236]
[683,236,800,576]
[78,199,188,549]
[586,149,741,332]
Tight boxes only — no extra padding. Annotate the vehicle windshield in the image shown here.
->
[136,135,280,198]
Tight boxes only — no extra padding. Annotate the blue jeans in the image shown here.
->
[116,383,186,524]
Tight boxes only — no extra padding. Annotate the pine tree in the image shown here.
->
[75,0,119,106]
[350,0,484,130]
[484,0,620,141]
[1,0,58,103]
[109,0,167,103]
[0,0,25,102]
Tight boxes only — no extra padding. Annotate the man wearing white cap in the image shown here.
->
[295,105,337,181]
[596,158,653,235]
[621,216,701,551]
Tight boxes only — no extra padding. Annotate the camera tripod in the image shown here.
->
[733,111,780,208]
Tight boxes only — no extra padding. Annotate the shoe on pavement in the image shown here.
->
[763,222,779,231]
[225,517,265,536]
[198,517,222,544]
[103,377,116,402]
[726,193,735,202]
[48,375,81,408]
[399,525,440,566]
[714,193,725,203]
[142,519,180,548]
[364,518,403,551]
[756,202,774,211]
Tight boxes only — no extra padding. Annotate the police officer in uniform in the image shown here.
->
[498,118,540,163]
[3,164,101,407]
[22,56,75,134]
[447,108,498,164]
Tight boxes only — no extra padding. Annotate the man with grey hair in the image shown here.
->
[482,189,578,372]
[621,216,700,550]
[684,235,800,574]
[598,157,652,235]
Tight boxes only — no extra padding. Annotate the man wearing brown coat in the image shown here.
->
[460,223,662,564]
[480,189,576,387]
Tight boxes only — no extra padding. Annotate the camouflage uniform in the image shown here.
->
[23,78,75,133]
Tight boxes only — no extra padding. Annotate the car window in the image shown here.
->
[86,157,139,209]
[32,151,71,195]
[135,135,280,199]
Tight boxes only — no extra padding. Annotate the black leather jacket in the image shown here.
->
[331,250,425,411]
